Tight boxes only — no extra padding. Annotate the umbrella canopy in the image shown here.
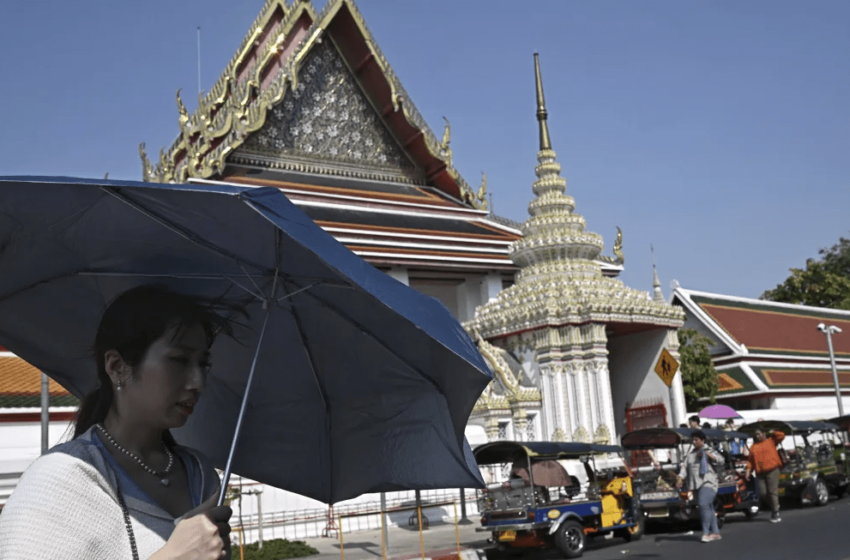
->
[699,404,742,420]
[0,176,492,503]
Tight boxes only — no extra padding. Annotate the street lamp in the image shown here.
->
[817,323,844,417]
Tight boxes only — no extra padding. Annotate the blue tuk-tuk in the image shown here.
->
[474,441,644,559]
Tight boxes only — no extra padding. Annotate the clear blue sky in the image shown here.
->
[1,0,848,300]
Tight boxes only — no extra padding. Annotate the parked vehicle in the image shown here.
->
[739,420,850,506]
[474,441,644,559]
[620,427,758,527]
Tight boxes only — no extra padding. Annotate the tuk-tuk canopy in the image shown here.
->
[827,415,850,431]
[739,420,841,437]
[621,427,749,450]
[621,428,685,450]
[473,441,623,465]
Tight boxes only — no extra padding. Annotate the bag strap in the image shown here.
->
[117,491,140,560]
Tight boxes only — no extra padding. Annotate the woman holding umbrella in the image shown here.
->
[0,286,234,559]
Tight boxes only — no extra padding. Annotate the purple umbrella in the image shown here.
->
[699,404,742,419]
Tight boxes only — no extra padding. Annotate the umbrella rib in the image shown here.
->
[280,282,330,413]
[218,284,276,506]
[279,279,332,502]
[99,186,269,274]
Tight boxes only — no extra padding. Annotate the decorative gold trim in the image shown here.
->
[145,0,478,207]
[613,226,624,265]
[139,143,153,182]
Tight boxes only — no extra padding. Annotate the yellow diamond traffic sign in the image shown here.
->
[655,348,679,387]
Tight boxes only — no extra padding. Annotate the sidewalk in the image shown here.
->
[301,522,490,560]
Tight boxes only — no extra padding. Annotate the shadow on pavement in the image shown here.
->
[331,541,383,556]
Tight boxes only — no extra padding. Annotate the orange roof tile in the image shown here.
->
[0,357,70,396]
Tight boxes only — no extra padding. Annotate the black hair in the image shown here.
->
[702,422,712,429]
[692,429,707,441]
[689,415,700,424]
[74,285,240,442]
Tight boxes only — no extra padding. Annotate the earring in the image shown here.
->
[116,379,123,391]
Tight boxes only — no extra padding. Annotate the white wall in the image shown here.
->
[680,310,732,357]
[409,280,460,319]
[607,329,674,436]
[0,417,74,472]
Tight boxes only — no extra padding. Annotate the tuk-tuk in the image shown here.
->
[621,427,758,526]
[739,420,850,506]
[474,441,644,559]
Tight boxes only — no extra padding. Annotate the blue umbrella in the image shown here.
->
[0,176,491,503]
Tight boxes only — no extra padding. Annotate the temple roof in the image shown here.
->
[0,353,78,409]
[673,288,850,359]
[144,0,484,209]
[673,287,850,400]
[191,173,522,271]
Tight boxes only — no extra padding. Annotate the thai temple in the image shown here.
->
[138,0,689,443]
[14,0,847,537]
[0,0,689,517]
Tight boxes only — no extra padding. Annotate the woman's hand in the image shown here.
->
[151,493,233,560]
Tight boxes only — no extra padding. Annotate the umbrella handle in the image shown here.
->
[218,301,273,506]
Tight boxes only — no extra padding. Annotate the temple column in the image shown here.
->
[511,408,528,442]
[572,362,592,441]
[484,417,500,442]
[666,329,687,426]
[595,360,616,443]
[540,365,556,441]
[552,362,572,439]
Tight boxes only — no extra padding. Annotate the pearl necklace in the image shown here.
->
[97,423,174,487]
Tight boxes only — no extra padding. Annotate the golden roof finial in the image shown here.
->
[533,52,551,151]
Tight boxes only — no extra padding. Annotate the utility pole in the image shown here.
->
[818,323,844,417]
[40,372,49,454]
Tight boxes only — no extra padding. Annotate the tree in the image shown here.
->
[761,236,850,310]
[677,328,719,410]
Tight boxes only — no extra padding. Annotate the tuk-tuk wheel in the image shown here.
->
[815,479,829,507]
[554,520,586,559]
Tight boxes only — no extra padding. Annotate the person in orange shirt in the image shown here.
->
[745,428,785,523]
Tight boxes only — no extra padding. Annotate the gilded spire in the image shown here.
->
[533,53,552,151]
[652,246,665,303]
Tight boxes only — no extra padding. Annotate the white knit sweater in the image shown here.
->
[0,426,219,560]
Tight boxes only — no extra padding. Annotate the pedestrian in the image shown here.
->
[0,285,240,559]
[677,430,722,542]
[689,415,701,429]
[745,427,785,523]
[724,419,741,456]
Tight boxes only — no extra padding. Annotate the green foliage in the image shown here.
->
[240,538,318,560]
[761,236,850,310]
[677,328,719,410]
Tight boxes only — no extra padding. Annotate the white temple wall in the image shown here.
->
[480,273,502,305]
[457,277,483,323]
[680,312,731,357]
[409,280,460,319]
[386,267,409,286]
[607,329,675,436]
